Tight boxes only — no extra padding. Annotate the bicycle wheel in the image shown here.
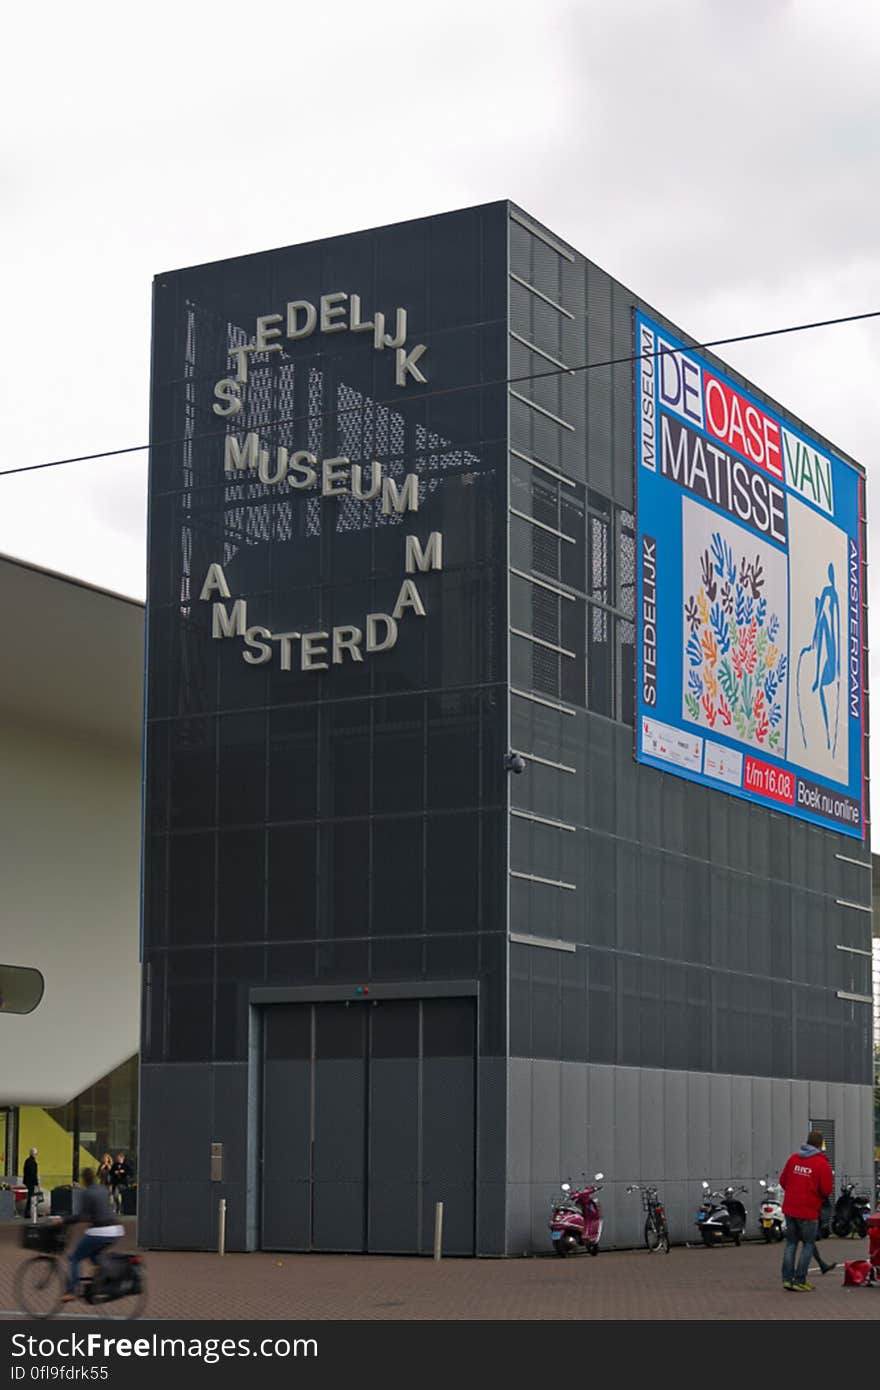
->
[14,1256,66,1319]
[659,1219,671,1254]
[94,1266,147,1320]
[645,1215,661,1251]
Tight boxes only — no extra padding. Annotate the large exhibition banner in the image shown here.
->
[635,311,866,838]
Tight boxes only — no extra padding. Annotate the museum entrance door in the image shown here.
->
[260,996,476,1253]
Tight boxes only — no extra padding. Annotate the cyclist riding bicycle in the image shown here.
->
[52,1168,124,1303]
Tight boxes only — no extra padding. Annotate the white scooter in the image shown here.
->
[758,1175,784,1242]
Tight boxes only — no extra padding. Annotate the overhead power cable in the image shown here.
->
[1,306,878,481]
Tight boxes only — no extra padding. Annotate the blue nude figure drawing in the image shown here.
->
[796,563,840,757]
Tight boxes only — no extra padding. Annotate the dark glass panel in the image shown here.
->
[218,711,266,825]
[315,1001,367,1059]
[425,814,479,934]
[268,704,319,823]
[320,822,369,938]
[371,695,424,815]
[168,832,214,944]
[265,1004,311,1060]
[372,818,423,936]
[267,826,317,941]
[422,998,475,1057]
[371,1000,420,1058]
[217,829,265,942]
[169,717,216,829]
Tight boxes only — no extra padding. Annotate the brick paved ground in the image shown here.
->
[0,1220,877,1320]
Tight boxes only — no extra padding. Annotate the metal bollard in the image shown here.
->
[218,1198,226,1257]
[433,1201,443,1261]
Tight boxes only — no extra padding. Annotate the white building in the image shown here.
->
[0,555,142,1189]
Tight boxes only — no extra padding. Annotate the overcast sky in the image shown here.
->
[3,0,879,827]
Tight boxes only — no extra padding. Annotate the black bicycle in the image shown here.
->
[14,1222,147,1320]
[627,1183,671,1253]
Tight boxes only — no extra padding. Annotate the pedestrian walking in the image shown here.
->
[22,1148,39,1221]
[779,1129,834,1291]
[813,1192,837,1278]
[109,1152,132,1214]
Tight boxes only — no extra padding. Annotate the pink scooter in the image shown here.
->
[549,1172,605,1256]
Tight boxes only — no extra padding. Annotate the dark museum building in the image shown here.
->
[140,201,874,1254]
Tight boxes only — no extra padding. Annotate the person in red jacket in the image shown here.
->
[779,1130,834,1291]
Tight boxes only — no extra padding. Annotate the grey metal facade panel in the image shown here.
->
[505,1181,532,1256]
[708,1075,733,1180]
[507,1059,874,1251]
[686,1072,711,1178]
[211,1065,249,1187]
[370,1181,419,1253]
[751,1079,773,1178]
[731,1075,752,1177]
[262,1180,310,1250]
[314,1060,365,1184]
[613,1068,639,1183]
[422,1058,475,1183]
[477,1180,507,1256]
[559,1062,588,1177]
[313,1182,363,1252]
[662,1070,688,1180]
[507,1061,532,1185]
[262,1060,310,1182]
[478,1057,508,1185]
[159,1182,215,1251]
[139,1064,213,1185]
[636,1067,664,1182]
[369,1058,420,1185]
[506,202,870,1092]
[586,1065,614,1176]
[529,1060,561,1185]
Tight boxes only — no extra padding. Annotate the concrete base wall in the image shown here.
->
[506,1058,874,1254]
[138,1063,251,1252]
[139,1055,509,1255]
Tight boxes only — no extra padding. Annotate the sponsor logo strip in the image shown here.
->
[641,716,703,772]
[703,741,743,788]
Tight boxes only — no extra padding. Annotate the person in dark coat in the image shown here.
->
[109,1153,133,1213]
[22,1149,39,1220]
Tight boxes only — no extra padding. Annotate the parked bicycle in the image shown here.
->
[14,1221,146,1320]
[627,1183,671,1253]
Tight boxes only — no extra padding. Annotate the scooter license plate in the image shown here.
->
[695,1212,705,1220]
[761,1219,773,1227]
[551,1231,562,1240]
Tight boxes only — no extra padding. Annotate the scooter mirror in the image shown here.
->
[560,1183,571,1192]
[594,1173,604,1181]
[702,1181,710,1189]
[759,1179,766,1187]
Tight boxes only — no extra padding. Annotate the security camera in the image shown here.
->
[504,751,526,774]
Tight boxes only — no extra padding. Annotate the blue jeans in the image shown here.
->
[782,1217,818,1285]
[68,1234,116,1294]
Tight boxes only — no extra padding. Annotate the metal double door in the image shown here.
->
[261,997,476,1253]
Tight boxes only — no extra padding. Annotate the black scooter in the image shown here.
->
[695,1182,748,1246]
[831,1176,871,1239]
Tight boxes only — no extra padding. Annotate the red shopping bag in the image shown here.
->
[842,1259,873,1287]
